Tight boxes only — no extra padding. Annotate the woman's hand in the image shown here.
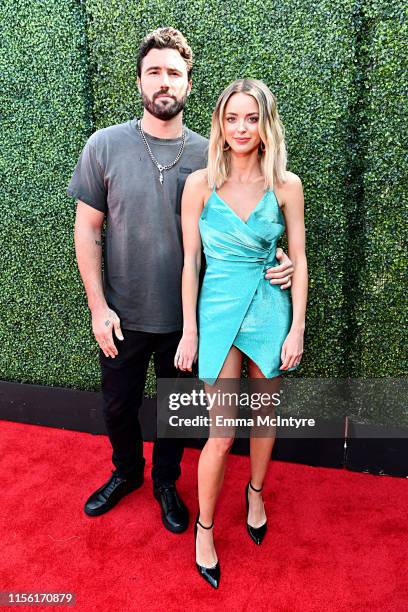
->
[174,331,198,372]
[280,327,304,370]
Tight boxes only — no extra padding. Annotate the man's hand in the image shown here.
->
[91,305,124,358]
[264,247,294,290]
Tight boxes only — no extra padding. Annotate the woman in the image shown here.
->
[174,78,308,588]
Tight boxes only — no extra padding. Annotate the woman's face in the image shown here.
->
[223,92,261,155]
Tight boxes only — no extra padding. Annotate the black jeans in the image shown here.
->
[99,328,188,488]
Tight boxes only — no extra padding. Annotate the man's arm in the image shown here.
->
[74,201,105,311]
[74,200,123,358]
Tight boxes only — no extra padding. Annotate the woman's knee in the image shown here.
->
[207,436,235,457]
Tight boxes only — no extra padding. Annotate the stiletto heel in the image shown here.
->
[194,513,220,589]
[245,481,267,545]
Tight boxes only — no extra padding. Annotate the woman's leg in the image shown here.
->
[247,360,281,528]
[196,346,242,567]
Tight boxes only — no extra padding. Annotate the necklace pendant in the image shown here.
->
[137,120,185,187]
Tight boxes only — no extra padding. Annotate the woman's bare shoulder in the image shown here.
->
[186,168,209,188]
[279,170,302,188]
[184,169,211,203]
[275,171,303,207]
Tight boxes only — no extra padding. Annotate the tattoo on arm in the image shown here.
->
[104,320,111,327]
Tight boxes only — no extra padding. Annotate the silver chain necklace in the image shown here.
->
[137,119,186,185]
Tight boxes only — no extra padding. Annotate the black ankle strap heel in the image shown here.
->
[249,481,263,493]
[194,513,220,589]
[245,481,267,545]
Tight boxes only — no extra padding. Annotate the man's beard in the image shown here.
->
[141,88,189,120]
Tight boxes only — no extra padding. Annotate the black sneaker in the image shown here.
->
[84,470,144,517]
[153,483,189,533]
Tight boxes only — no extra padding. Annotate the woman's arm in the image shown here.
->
[279,173,308,370]
[174,170,206,372]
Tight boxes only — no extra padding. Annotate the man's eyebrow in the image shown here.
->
[145,66,183,72]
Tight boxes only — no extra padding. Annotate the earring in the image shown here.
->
[223,142,231,152]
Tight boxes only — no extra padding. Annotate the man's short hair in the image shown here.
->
[137,27,193,79]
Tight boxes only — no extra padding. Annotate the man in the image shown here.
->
[68,28,294,534]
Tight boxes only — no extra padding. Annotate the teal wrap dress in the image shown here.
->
[197,186,298,385]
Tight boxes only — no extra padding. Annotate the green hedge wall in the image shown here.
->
[353,0,407,377]
[0,0,99,388]
[1,1,406,411]
[347,0,407,426]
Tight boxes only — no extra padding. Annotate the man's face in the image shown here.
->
[138,48,192,120]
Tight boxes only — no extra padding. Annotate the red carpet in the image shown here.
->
[1,420,407,611]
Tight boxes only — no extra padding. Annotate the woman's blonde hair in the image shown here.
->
[207,79,287,190]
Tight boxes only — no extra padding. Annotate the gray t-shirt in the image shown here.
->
[67,118,208,332]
